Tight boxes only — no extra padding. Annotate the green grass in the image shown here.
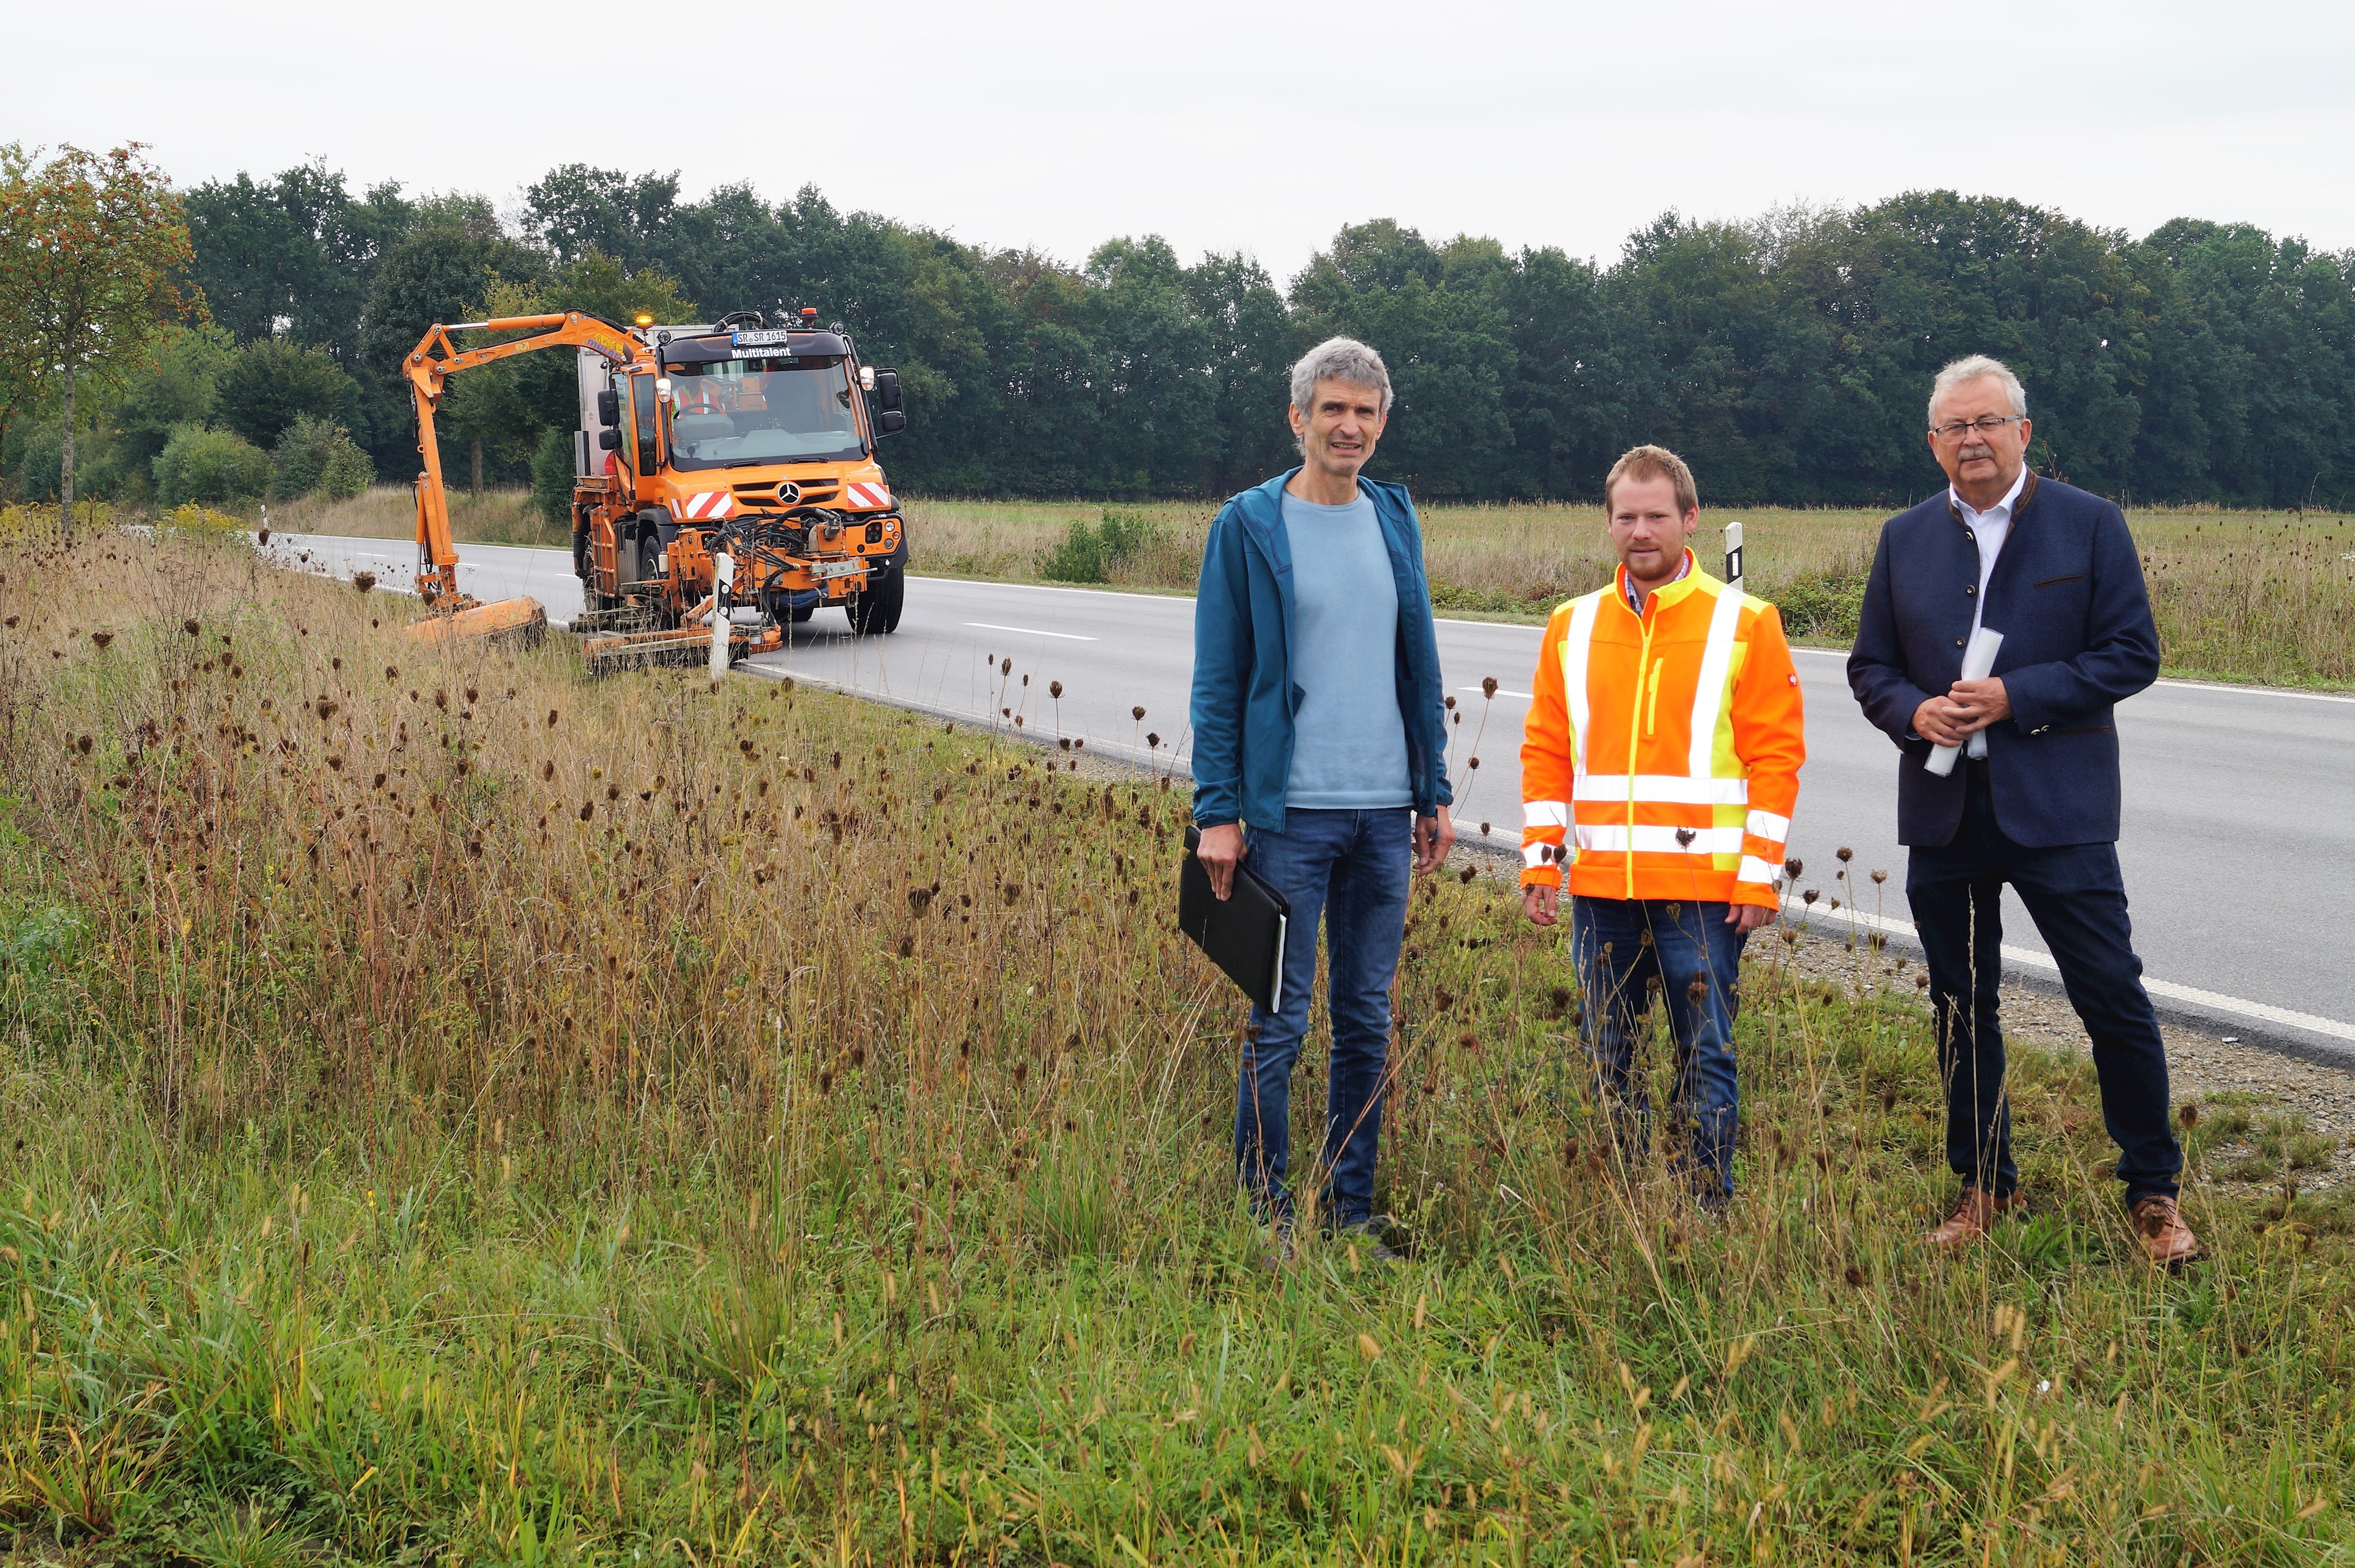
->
[1,523,2350,1563]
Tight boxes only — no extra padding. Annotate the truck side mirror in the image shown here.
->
[874,370,902,413]
[876,409,906,437]
[596,389,620,427]
[597,428,621,450]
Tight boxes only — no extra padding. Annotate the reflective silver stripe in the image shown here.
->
[1523,800,1570,828]
[1685,585,1746,776]
[1574,825,1744,854]
[1572,774,1750,806]
[1745,808,1790,841]
[1737,855,1781,884]
[1560,592,1602,773]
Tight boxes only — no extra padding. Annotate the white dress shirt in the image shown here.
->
[1950,463,2027,758]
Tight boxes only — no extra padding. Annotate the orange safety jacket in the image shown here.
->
[1520,552,1805,907]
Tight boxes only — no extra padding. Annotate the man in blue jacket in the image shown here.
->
[1848,355,2195,1266]
[1190,336,1455,1264]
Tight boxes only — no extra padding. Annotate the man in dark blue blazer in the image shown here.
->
[1848,355,2196,1266]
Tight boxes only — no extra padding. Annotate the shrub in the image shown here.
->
[530,425,578,526]
[153,424,273,507]
[1770,572,1866,640]
[271,412,373,501]
[1040,508,1156,582]
[156,502,246,535]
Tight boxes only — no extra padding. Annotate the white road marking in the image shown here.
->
[963,622,1098,641]
[1781,896,2355,1044]
[1459,685,1533,700]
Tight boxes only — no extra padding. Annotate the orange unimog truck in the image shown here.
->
[567,306,910,659]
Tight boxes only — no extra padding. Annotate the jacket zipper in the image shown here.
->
[1627,603,1655,900]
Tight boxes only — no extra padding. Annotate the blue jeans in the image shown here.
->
[1907,764,2181,1202]
[1572,896,1750,1198]
[1235,808,1412,1227]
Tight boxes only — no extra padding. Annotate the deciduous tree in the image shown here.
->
[0,143,202,530]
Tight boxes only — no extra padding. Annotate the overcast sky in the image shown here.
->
[9,0,2352,281]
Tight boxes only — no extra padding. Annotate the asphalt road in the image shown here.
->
[272,534,2355,1046]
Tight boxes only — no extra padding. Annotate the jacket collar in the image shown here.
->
[1946,469,2040,526]
[1230,467,1407,570]
[1612,549,1706,617]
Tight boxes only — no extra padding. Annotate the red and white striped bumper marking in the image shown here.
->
[670,491,734,520]
[843,481,893,509]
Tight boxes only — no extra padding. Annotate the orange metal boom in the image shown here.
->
[404,313,642,607]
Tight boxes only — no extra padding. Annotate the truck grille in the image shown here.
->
[732,479,841,508]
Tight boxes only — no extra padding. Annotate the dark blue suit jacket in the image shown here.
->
[1847,474,2160,848]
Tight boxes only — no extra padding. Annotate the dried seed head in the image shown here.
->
[542,761,555,782]
[1785,857,1803,878]
[1871,869,1888,884]
[1844,1266,1866,1289]
[1674,827,1696,847]
[1687,979,1707,1002]
[1482,676,1499,699]
[353,572,376,595]
[182,619,200,636]
[2180,1102,2200,1129]
[1458,865,1475,884]
[548,710,560,727]
[75,734,93,756]
[90,631,113,650]
[1001,658,1012,676]
[1132,706,1146,720]
[1802,888,1819,904]
[1146,732,1160,748]
[1836,846,1854,862]
[1049,681,1063,699]
[315,699,339,721]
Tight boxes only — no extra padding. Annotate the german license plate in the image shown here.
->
[809,557,865,581]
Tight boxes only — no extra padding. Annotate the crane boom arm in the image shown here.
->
[405,312,642,605]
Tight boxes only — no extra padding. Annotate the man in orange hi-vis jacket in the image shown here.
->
[1521,445,1805,1205]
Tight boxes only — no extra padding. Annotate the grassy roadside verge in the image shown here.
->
[3,521,2348,1565]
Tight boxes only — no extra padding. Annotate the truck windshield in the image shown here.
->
[663,355,865,467]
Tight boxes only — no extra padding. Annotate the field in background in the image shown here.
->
[236,487,2355,687]
[0,519,2349,1562]
[906,497,2355,688]
[262,484,570,550]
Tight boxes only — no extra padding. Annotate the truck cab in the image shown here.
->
[569,309,909,637]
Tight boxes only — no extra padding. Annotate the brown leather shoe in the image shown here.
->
[2130,1195,2201,1266]
[1926,1187,2027,1251]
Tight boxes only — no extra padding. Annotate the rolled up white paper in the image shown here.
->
[1925,625,2004,777]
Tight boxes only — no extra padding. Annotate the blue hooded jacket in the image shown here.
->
[1188,470,1453,833]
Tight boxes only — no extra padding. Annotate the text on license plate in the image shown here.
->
[810,557,865,581]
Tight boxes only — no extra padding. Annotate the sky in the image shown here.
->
[7,0,2353,281]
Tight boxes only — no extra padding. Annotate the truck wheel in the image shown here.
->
[845,547,905,636]
[635,530,662,593]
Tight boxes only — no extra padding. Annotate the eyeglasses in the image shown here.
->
[1930,415,2023,443]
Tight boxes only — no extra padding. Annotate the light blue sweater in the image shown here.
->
[1280,491,1413,810]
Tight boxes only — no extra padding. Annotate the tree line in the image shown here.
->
[6,151,2353,511]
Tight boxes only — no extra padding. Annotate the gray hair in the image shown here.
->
[1928,354,2027,426]
[1290,336,1393,417]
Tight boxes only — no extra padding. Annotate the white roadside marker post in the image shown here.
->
[1723,519,1744,593]
[709,549,735,680]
